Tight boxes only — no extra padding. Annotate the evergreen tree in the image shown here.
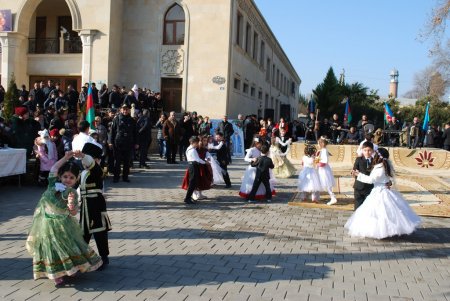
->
[313,67,341,118]
[2,74,20,122]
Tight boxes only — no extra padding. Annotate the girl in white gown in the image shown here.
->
[207,137,225,185]
[297,144,322,202]
[239,137,276,199]
[345,147,421,239]
[317,137,338,205]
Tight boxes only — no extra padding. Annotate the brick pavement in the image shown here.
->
[0,156,449,301]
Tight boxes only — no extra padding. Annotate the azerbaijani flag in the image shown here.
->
[86,84,95,129]
[343,98,352,123]
[384,102,394,124]
[422,102,430,131]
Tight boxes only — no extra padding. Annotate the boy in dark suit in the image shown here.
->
[214,133,232,188]
[351,141,374,210]
[247,143,274,203]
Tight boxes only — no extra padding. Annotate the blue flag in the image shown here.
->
[422,102,430,131]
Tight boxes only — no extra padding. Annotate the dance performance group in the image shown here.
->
[26,131,421,286]
[183,133,421,240]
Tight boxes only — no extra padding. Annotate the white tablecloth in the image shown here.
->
[0,148,27,177]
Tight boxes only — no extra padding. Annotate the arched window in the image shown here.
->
[163,4,185,45]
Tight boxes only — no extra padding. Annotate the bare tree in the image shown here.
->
[404,67,448,99]
[421,0,449,41]
[419,1,450,84]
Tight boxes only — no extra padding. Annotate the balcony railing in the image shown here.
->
[64,37,82,53]
[28,37,82,54]
[29,38,59,54]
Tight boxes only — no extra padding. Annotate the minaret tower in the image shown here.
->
[389,69,399,98]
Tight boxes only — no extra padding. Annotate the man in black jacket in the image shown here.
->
[247,143,274,203]
[109,104,137,182]
[137,109,152,168]
[218,115,234,162]
[109,85,122,109]
[351,141,374,210]
[29,82,46,108]
[66,84,79,115]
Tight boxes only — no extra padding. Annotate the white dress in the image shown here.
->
[239,147,276,199]
[297,156,322,192]
[345,163,421,239]
[207,142,225,184]
[207,153,225,184]
[317,148,335,190]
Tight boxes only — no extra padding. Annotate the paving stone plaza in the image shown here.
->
[0,158,449,301]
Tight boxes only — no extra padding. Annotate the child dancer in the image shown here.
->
[317,136,338,205]
[345,148,421,239]
[182,136,207,204]
[356,133,378,157]
[207,135,227,185]
[35,129,58,186]
[246,143,274,203]
[193,135,213,200]
[26,151,102,286]
[80,142,112,268]
[353,141,375,210]
[297,144,322,202]
[270,134,296,178]
[239,136,275,199]
[212,133,232,187]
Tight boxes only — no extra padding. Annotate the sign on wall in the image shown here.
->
[0,10,12,32]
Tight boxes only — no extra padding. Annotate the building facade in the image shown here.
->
[0,0,300,120]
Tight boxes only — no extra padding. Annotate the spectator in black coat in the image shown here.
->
[99,84,109,108]
[109,85,122,109]
[218,115,234,162]
[29,82,46,108]
[179,113,194,161]
[20,84,29,101]
[91,83,99,106]
[137,109,152,168]
[66,84,79,115]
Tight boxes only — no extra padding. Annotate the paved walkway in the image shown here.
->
[0,157,449,301]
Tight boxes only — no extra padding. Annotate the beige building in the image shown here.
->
[0,0,300,120]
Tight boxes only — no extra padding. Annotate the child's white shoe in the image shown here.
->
[192,191,199,201]
[327,198,337,206]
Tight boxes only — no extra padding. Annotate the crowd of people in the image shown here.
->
[233,112,450,151]
[0,80,435,287]
[0,80,449,191]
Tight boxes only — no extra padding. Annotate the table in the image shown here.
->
[0,148,26,185]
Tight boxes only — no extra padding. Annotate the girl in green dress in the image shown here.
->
[26,151,103,286]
